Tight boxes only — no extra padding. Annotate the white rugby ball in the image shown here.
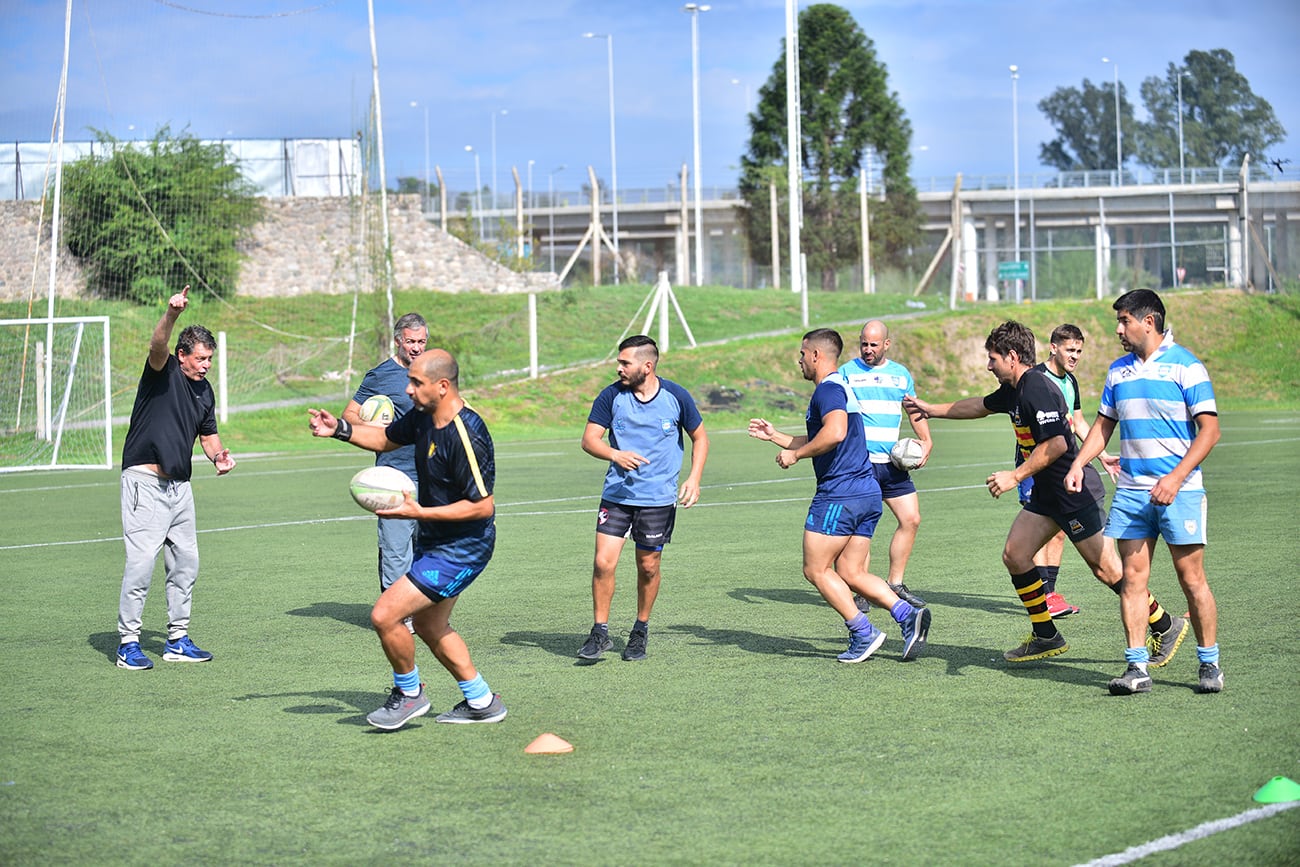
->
[889,437,926,471]
[359,394,395,425]
[349,466,416,513]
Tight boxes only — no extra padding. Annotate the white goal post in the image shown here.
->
[0,316,112,472]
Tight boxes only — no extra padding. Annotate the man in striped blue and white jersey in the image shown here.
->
[838,320,932,610]
[1068,289,1224,696]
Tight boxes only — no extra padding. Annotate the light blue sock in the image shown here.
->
[845,612,873,636]
[394,667,420,696]
[458,674,492,709]
[1124,646,1149,669]
[890,599,915,623]
[1197,644,1220,665]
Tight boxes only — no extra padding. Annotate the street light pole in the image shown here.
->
[1010,64,1022,304]
[1102,57,1122,184]
[409,101,429,214]
[1177,69,1189,182]
[683,3,711,287]
[465,145,483,241]
[583,32,621,284]
[548,164,566,273]
[490,108,507,212]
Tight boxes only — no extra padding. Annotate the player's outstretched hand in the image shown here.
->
[1099,452,1121,481]
[748,418,776,441]
[308,408,338,437]
[901,395,931,422]
[213,448,236,475]
[168,284,190,313]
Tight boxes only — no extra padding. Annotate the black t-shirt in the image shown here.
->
[121,355,218,481]
[983,368,1104,512]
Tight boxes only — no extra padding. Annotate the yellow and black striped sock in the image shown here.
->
[1012,569,1058,639]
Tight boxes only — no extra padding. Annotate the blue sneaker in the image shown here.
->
[838,627,887,663]
[162,635,213,663]
[900,606,932,661]
[116,642,153,670]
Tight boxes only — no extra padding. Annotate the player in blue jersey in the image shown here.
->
[1068,289,1224,695]
[309,349,506,729]
[577,335,710,662]
[839,319,932,610]
[905,321,1182,666]
[749,329,930,663]
[340,312,428,604]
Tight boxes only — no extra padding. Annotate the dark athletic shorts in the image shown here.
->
[596,499,676,551]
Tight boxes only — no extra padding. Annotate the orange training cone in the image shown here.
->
[525,733,574,754]
[1253,776,1300,804]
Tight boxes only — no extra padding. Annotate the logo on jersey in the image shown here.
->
[660,418,675,435]
[1184,519,1198,535]
[1068,518,1084,535]
[1036,409,1061,424]
[427,442,437,459]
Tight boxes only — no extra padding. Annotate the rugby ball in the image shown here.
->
[359,394,395,425]
[349,466,416,513]
[889,437,926,471]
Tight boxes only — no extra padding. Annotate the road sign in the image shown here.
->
[998,260,1030,281]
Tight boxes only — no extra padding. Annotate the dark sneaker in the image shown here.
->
[162,635,212,663]
[1003,632,1068,662]
[1108,663,1153,695]
[622,628,648,661]
[436,693,507,724]
[837,627,887,663]
[116,642,153,670]
[1147,616,1188,668]
[853,594,871,614]
[577,626,613,660]
[900,606,932,661]
[890,583,927,608]
[366,685,431,730]
[1045,591,1079,618]
[1196,662,1224,694]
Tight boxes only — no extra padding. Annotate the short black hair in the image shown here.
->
[803,328,843,358]
[619,334,659,362]
[1113,289,1166,333]
[984,321,1036,365]
[1050,323,1084,345]
[176,325,216,356]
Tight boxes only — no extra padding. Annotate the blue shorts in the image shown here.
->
[806,491,882,538]
[1105,488,1208,545]
[407,548,490,601]
[872,461,917,500]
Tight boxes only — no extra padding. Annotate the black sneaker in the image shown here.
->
[577,626,612,660]
[890,583,927,608]
[1107,663,1153,695]
[435,693,507,724]
[853,594,871,614]
[1196,662,1224,693]
[622,628,648,661]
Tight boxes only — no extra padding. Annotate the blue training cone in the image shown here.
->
[1253,776,1300,804]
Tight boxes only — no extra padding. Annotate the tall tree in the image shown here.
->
[1133,49,1286,170]
[1038,78,1136,172]
[738,3,920,290]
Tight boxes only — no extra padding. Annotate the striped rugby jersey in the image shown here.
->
[838,357,916,464]
[1098,331,1217,492]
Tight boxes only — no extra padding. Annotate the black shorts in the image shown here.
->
[596,500,676,550]
[1023,498,1106,543]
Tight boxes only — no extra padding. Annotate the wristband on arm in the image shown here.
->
[332,417,353,442]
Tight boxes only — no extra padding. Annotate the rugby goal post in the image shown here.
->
[0,316,113,473]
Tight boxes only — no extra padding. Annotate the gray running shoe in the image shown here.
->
[1003,632,1068,662]
[890,583,927,608]
[1147,615,1188,668]
[1108,664,1153,695]
[1196,662,1224,693]
[853,594,871,614]
[577,626,613,660]
[622,628,648,661]
[435,693,507,724]
[366,685,431,730]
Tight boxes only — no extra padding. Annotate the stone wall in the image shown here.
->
[0,194,557,302]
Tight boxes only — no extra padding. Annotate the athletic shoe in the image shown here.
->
[1107,664,1153,695]
[576,626,613,660]
[837,627,887,663]
[622,628,648,661]
[1196,662,1224,694]
[435,693,507,724]
[162,635,213,663]
[853,594,871,614]
[890,583,927,608]
[1045,591,1079,618]
[116,642,153,670]
[366,685,431,730]
[1147,615,1188,668]
[900,606,932,661]
[1003,632,1068,662]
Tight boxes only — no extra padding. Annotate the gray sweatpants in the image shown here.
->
[376,516,417,593]
[118,466,199,644]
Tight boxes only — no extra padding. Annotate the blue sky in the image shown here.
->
[3,0,1297,196]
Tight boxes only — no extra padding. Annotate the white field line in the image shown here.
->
[1074,801,1299,866]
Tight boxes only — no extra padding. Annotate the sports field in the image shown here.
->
[2,410,1298,864]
